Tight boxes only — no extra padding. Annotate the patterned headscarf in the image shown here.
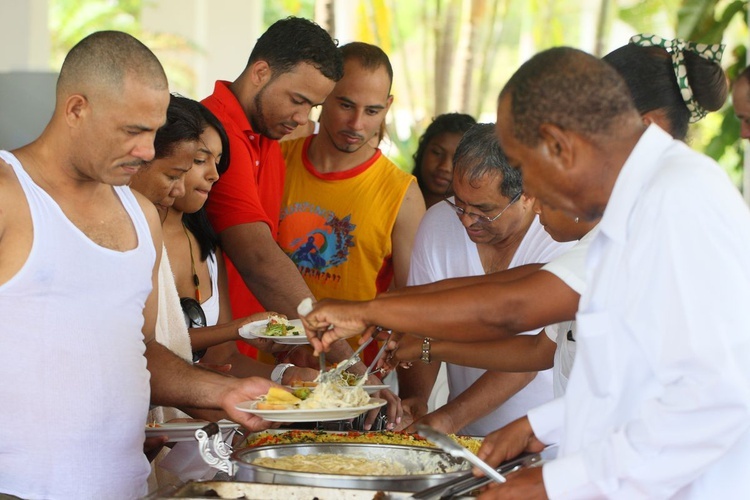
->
[629,33,725,123]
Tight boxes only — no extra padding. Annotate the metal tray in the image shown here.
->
[231,442,471,492]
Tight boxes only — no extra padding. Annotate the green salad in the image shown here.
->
[264,316,302,336]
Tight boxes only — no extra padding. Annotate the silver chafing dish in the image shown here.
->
[182,423,548,499]
[195,423,471,492]
[229,442,469,491]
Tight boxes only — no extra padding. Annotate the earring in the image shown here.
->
[574,217,579,223]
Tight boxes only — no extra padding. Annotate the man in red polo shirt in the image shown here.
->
[202,18,347,359]
[203,18,403,428]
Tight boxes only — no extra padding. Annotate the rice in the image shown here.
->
[243,430,483,455]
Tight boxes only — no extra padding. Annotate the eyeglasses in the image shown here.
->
[444,191,522,225]
[180,297,207,362]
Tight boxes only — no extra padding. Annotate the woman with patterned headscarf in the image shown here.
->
[605,33,727,141]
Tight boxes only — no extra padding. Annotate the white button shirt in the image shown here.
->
[528,125,750,498]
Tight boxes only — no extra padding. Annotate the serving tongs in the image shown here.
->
[416,424,506,485]
[317,336,374,383]
[297,298,332,382]
[314,328,393,386]
[296,297,392,385]
[411,432,557,499]
[355,328,393,385]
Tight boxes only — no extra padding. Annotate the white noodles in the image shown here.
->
[299,377,370,409]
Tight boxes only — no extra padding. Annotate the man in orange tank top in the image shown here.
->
[279,42,426,429]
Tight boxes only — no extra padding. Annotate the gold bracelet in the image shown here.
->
[420,337,432,364]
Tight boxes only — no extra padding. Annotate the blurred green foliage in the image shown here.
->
[47,0,749,183]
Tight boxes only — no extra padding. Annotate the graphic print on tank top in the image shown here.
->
[278,201,355,285]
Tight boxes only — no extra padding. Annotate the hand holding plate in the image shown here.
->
[218,376,278,432]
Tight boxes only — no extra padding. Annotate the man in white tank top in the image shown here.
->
[0,31,274,499]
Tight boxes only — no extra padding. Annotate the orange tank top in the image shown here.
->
[279,137,415,362]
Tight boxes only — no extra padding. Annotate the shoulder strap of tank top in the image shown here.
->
[113,185,153,249]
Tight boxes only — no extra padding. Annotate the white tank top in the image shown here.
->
[0,151,155,499]
[201,251,220,326]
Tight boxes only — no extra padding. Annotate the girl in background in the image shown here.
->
[412,113,476,208]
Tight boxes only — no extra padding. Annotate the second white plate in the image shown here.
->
[234,398,387,423]
[238,318,309,345]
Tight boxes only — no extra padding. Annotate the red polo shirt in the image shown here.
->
[202,81,286,357]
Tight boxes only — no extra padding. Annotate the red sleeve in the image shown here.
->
[205,128,273,234]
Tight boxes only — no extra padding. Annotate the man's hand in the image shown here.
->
[386,334,422,368]
[405,407,457,434]
[476,416,547,469]
[218,376,276,431]
[282,365,319,385]
[299,299,377,354]
[282,345,323,369]
[394,397,428,431]
[363,386,402,431]
[477,466,547,499]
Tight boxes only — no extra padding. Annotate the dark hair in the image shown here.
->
[198,103,230,176]
[152,94,204,160]
[453,123,521,198]
[732,66,750,96]
[412,113,477,194]
[501,47,638,146]
[182,104,231,261]
[339,42,394,93]
[603,44,727,140]
[58,30,166,96]
[248,17,343,82]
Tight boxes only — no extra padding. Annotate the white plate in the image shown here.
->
[359,384,390,394]
[145,420,239,443]
[286,384,391,395]
[238,318,310,345]
[235,398,387,423]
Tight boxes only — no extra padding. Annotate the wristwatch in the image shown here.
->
[420,338,432,364]
[271,363,294,384]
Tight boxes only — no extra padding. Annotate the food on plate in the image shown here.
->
[255,387,302,410]
[289,379,318,388]
[290,386,312,400]
[252,453,408,475]
[263,314,303,337]
[243,430,483,455]
[299,377,369,409]
[338,370,361,386]
[292,369,362,387]
[256,376,370,410]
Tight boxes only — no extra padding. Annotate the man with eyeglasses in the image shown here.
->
[397,123,574,436]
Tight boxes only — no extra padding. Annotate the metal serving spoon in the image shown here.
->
[416,424,506,484]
